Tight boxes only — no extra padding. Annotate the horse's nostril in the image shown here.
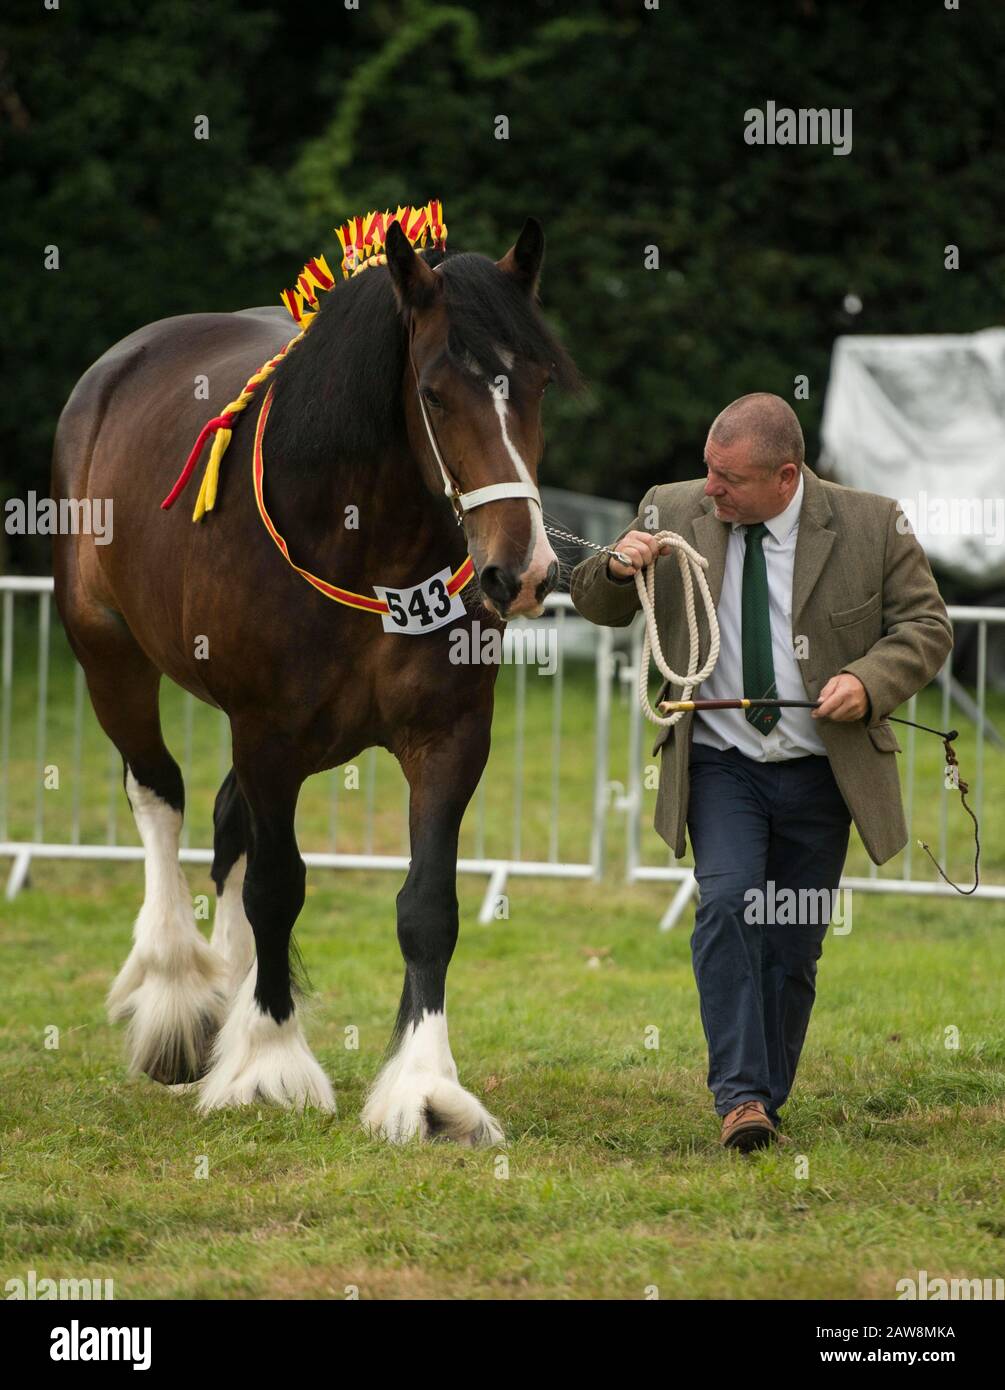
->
[536,561,559,603]
[480,564,520,606]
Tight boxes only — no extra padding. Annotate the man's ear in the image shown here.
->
[496,218,544,298]
[386,219,442,312]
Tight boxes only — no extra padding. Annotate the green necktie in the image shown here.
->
[741,522,780,734]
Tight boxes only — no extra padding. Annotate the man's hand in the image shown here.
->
[812,673,869,722]
[607,530,674,579]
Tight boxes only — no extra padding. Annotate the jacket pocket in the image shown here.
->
[868,721,901,753]
[830,592,881,629]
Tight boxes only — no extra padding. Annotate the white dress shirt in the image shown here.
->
[692,472,828,761]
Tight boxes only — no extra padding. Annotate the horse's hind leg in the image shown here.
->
[362,718,504,1147]
[208,768,256,994]
[73,622,228,1083]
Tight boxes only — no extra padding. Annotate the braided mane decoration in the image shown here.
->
[161,200,447,519]
[282,200,447,328]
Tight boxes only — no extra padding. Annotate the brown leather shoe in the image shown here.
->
[720,1100,777,1151]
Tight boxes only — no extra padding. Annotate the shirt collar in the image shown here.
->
[731,470,804,543]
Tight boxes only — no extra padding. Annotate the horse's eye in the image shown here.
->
[422,387,443,410]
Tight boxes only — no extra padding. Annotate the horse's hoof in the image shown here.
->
[196,967,335,1114]
[362,1076,504,1147]
[139,1012,221,1086]
[108,941,229,1086]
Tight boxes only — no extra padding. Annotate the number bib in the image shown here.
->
[373,567,467,635]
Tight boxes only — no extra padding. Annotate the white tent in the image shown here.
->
[820,329,1005,589]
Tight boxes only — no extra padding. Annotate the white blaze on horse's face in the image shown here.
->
[467,345,559,620]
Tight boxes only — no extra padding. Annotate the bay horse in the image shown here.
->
[51,217,579,1144]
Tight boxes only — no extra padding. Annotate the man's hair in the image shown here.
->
[708,393,805,472]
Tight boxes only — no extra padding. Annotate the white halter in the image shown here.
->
[408,285,543,523]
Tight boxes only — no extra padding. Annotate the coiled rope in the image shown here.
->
[632,532,721,727]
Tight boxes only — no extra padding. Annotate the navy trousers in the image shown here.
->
[686,742,852,1125]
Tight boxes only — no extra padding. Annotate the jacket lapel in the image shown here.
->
[690,509,729,605]
[791,465,835,625]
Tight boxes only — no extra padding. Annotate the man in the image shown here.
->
[571,394,953,1151]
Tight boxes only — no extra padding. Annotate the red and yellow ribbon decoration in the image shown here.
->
[160,336,299,518]
[162,199,447,519]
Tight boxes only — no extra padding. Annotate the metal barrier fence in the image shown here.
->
[623,605,1005,928]
[0,577,615,919]
[2,575,1002,928]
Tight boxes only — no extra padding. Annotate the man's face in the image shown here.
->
[703,434,798,524]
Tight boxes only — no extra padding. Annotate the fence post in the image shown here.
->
[590,624,613,881]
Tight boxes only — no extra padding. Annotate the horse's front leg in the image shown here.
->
[363,716,503,1147]
[197,729,335,1113]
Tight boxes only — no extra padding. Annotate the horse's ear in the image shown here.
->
[385,220,442,312]
[496,218,544,298]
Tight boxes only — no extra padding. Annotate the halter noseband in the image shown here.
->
[407,279,543,526]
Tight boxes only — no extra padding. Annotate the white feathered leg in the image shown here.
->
[209,853,256,996]
[362,1006,503,1146]
[197,962,335,1112]
[107,771,228,1084]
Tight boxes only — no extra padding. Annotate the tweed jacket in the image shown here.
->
[570,464,954,865]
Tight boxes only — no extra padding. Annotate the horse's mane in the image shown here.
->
[265,246,581,476]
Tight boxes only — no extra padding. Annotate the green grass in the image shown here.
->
[2,610,1004,1299]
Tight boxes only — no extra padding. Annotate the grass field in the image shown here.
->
[2,610,1004,1300]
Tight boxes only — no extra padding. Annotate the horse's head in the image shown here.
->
[387,218,579,619]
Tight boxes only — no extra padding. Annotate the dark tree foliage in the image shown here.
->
[2,0,1003,570]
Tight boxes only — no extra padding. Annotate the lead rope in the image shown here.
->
[632,533,721,726]
[549,525,979,895]
[544,524,721,726]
